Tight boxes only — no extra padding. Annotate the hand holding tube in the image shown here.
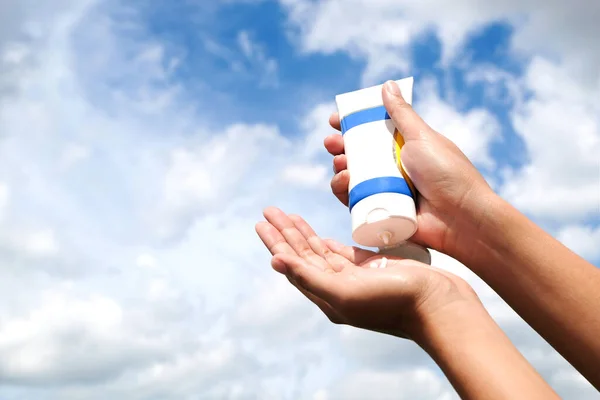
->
[327,80,495,262]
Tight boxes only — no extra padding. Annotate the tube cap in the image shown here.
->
[351,192,417,248]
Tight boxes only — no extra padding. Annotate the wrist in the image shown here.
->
[447,187,515,270]
[410,298,486,350]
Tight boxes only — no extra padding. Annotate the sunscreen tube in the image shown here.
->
[335,77,417,248]
[378,242,431,265]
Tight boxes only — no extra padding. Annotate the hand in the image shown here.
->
[256,207,561,400]
[255,207,479,340]
[326,81,496,260]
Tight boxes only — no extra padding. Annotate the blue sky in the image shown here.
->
[134,0,364,132]
[0,0,598,399]
[137,1,533,190]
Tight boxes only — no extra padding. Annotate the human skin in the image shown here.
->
[255,207,559,399]
[326,80,600,390]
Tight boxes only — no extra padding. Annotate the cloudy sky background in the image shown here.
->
[0,0,599,398]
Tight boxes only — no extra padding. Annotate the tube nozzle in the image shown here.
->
[378,231,392,246]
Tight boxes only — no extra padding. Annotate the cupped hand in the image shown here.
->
[326,81,496,259]
[255,207,479,340]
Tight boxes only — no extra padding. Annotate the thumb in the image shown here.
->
[382,80,430,142]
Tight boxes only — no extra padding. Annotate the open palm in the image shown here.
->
[255,207,477,339]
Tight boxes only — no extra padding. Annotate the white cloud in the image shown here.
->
[417,79,502,168]
[20,229,60,258]
[202,29,279,87]
[0,2,344,398]
[338,326,432,370]
[0,182,8,222]
[136,253,158,269]
[279,0,600,85]
[236,29,279,87]
[320,368,456,400]
[237,30,254,59]
[0,288,159,386]
[300,101,337,159]
[549,369,600,400]
[281,164,329,188]
[557,225,600,261]
[0,0,598,399]
[59,143,90,170]
[501,57,600,222]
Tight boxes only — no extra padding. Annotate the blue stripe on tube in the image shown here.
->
[340,105,391,135]
[348,176,414,212]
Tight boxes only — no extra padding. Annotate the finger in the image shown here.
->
[324,133,344,156]
[272,253,340,305]
[289,215,351,272]
[273,259,343,324]
[332,154,347,174]
[382,80,431,142]
[402,229,431,252]
[323,239,377,266]
[329,112,341,131]
[263,207,329,270]
[331,170,349,206]
[255,221,297,256]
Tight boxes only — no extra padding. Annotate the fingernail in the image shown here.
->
[369,262,378,269]
[384,80,401,97]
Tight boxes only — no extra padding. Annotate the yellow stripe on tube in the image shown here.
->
[393,128,417,198]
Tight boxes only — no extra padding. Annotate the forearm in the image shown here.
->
[416,301,559,400]
[462,195,600,389]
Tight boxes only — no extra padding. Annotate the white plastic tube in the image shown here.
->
[335,77,417,248]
